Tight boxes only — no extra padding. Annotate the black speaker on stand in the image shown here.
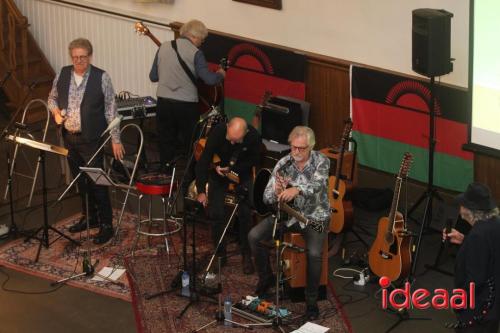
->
[385,8,455,333]
[412,8,454,77]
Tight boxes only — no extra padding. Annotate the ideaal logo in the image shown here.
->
[379,276,475,310]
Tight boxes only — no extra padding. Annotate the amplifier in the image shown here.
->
[117,96,156,120]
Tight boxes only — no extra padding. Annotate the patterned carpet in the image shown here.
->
[125,222,353,333]
[0,211,146,301]
[0,211,352,332]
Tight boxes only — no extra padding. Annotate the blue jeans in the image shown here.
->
[248,216,327,305]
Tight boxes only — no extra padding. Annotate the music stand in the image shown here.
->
[52,167,124,286]
[4,135,80,262]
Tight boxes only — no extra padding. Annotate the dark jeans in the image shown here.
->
[63,131,113,226]
[156,97,199,168]
[248,216,327,305]
[455,320,499,333]
[207,173,253,255]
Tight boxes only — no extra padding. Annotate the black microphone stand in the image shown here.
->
[144,116,212,299]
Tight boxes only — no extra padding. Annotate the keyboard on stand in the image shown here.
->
[117,96,156,120]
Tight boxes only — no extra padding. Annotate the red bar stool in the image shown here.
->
[132,171,181,256]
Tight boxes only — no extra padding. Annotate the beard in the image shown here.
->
[291,154,305,162]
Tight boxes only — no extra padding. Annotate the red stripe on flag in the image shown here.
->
[352,98,473,160]
[208,63,305,104]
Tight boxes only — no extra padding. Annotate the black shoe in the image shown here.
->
[305,304,320,321]
[93,224,113,245]
[254,274,275,297]
[242,254,255,275]
[69,216,99,233]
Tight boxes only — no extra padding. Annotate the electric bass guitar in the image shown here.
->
[328,119,353,233]
[368,152,413,282]
[134,21,228,113]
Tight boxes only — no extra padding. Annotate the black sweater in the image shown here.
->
[195,123,261,194]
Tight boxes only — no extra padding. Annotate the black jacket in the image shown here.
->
[454,216,500,323]
[195,123,261,193]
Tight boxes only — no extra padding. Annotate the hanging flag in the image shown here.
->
[201,33,306,123]
[351,66,473,192]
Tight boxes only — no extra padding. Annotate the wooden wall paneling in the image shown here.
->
[305,60,350,149]
[474,153,500,204]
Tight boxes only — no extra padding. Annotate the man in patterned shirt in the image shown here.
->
[48,38,124,245]
[248,126,330,321]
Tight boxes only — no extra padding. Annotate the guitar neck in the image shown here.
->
[388,176,403,231]
[149,33,161,47]
[280,202,308,226]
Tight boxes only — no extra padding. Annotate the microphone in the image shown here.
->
[101,115,123,137]
[0,71,12,88]
[198,107,219,123]
[282,242,305,253]
[443,218,454,244]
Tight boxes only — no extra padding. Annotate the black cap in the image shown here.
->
[455,182,497,211]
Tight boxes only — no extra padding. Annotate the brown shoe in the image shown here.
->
[242,254,255,275]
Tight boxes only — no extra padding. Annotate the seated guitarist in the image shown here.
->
[248,126,330,321]
[196,117,261,275]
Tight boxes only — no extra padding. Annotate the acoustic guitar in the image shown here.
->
[252,168,324,233]
[368,152,413,282]
[134,21,228,113]
[328,119,353,233]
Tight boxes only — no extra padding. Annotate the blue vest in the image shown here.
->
[57,65,107,141]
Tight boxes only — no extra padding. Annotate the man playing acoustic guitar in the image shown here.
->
[248,126,330,321]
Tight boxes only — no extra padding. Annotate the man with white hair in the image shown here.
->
[150,19,226,171]
[248,126,330,321]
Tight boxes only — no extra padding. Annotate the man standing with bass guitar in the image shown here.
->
[149,19,226,173]
[248,126,330,321]
[196,117,261,275]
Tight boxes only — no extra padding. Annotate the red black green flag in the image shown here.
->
[351,66,473,192]
[201,34,306,123]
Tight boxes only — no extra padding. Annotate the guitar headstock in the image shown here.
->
[134,21,150,36]
[398,152,413,178]
[339,118,353,149]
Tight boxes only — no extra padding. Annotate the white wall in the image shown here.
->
[57,0,469,88]
[14,0,173,96]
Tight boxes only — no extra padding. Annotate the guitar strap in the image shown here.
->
[171,40,197,87]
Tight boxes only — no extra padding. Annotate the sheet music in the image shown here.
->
[292,322,330,333]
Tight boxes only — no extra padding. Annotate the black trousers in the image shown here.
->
[207,173,253,255]
[156,97,199,168]
[248,216,327,306]
[63,131,113,226]
[455,320,499,333]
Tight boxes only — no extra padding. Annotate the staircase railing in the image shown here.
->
[2,0,30,82]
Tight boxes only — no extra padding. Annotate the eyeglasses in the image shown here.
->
[290,145,309,152]
[71,55,89,62]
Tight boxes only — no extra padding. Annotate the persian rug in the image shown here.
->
[125,223,353,333]
[0,210,157,301]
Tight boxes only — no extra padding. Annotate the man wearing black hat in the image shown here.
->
[443,182,500,332]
